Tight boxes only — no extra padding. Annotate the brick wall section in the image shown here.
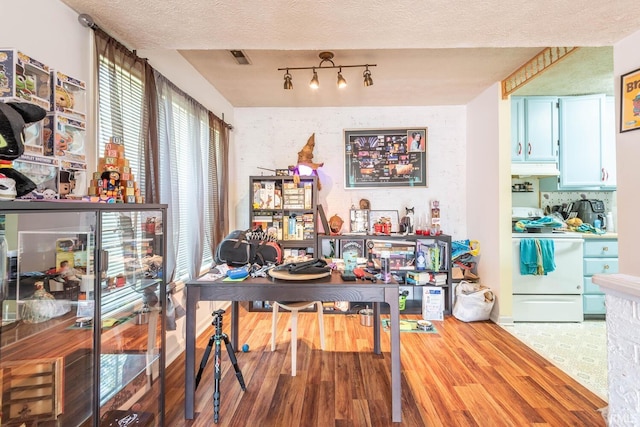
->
[230,106,468,240]
[605,293,640,426]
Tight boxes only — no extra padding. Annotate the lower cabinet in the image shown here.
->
[583,237,618,317]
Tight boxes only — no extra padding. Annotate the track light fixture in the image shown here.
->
[363,66,374,87]
[278,51,376,90]
[283,70,293,90]
[310,69,319,89]
[337,68,347,89]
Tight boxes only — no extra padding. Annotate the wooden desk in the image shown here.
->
[184,272,402,423]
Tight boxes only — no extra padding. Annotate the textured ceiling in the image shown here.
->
[60,0,632,107]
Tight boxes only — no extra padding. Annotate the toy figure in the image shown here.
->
[329,214,344,235]
[58,170,76,199]
[56,131,73,156]
[55,86,74,110]
[100,170,122,201]
[0,102,47,199]
[289,133,324,189]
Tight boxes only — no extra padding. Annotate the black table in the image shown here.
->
[184,272,402,422]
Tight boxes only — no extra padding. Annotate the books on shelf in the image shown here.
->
[282,181,313,210]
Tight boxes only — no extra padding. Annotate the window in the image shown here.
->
[96,34,219,283]
[155,76,214,281]
[96,55,145,197]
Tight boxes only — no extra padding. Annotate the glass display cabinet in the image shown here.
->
[0,201,166,427]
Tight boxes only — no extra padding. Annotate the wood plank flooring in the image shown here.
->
[165,307,607,426]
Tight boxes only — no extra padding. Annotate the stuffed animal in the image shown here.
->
[0,101,47,198]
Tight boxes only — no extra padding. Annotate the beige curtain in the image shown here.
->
[209,113,230,247]
[93,28,159,203]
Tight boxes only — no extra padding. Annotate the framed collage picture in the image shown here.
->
[344,128,428,188]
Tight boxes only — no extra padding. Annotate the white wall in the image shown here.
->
[614,29,640,275]
[0,0,95,170]
[231,106,468,240]
[466,83,512,321]
[137,50,234,125]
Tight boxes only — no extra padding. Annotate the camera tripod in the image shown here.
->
[195,309,246,423]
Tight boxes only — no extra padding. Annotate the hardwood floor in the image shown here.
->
[165,307,607,426]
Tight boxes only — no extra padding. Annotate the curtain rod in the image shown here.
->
[78,13,234,131]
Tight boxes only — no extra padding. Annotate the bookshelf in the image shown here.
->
[249,175,318,259]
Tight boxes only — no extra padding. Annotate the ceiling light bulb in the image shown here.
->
[283,71,293,90]
[337,69,347,88]
[363,69,373,87]
[309,70,319,89]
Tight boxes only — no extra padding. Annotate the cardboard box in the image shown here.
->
[12,154,59,200]
[422,286,444,321]
[43,113,86,163]
[51,70,86,120]
[0,49,51,110]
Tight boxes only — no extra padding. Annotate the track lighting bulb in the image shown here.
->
[309,70,319,89]
[283,71,293,90]
[363,68,373,87]
[337,69,347,88]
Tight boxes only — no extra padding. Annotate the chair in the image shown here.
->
[271,301,325,376]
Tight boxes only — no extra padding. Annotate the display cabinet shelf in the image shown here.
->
[0,201,166,427]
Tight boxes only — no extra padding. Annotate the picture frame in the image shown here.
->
[317,204,330,235]
[620,67,640,133]
[369,209,400,233]
[344,128,428,189]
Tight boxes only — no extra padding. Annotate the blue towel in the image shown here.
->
[520,239,555,275]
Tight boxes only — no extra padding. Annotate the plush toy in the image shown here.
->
[289,133,324,190]
[0,101,47,198]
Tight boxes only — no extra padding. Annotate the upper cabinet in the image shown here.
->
[511,96,559,162]
[555,94,616,189]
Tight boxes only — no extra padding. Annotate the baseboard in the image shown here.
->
[497,315,514,326]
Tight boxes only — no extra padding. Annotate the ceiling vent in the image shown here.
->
[229,50,251,65]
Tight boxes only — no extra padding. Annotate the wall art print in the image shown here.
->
[620,67,640,133]
[344,128,428,188]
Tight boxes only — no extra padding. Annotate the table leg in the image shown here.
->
[185,286,200,419]
[231,301,239,350]
[373,302,381,354]
[385,287,402,423]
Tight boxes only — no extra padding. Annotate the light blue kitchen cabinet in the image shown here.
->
[558,94,606,188]
[511,96,558,162]
[511,97,526,161]
[583,236,618,317]
[540,94,616,191]
[600,96,617,188]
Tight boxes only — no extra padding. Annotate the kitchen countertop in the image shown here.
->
[512,231,618,239]
[580,232,618,239]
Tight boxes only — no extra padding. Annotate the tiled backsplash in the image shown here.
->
[512,177,617,225]
[541,191,615,213]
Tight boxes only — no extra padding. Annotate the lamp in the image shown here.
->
[279,51,376,90]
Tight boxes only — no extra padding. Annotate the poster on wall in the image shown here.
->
[344,128,428,189]
[620,67,640,133]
